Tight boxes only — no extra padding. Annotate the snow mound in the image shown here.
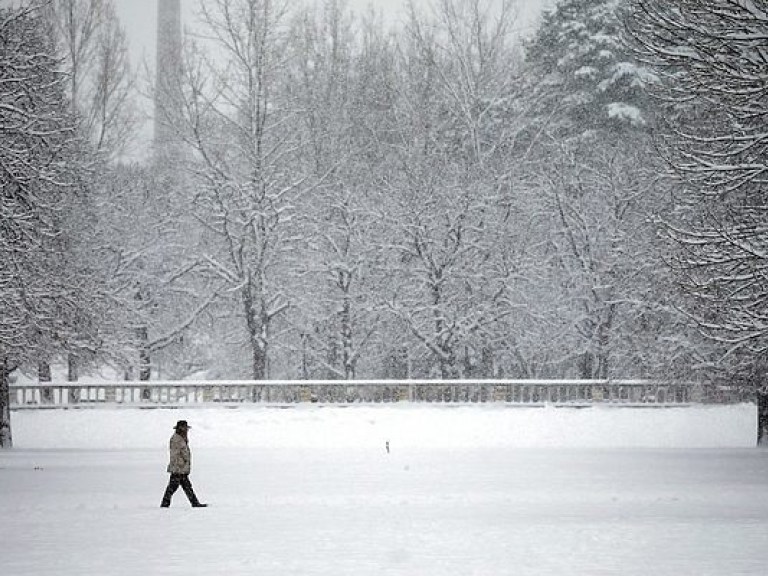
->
[11,403,756,450]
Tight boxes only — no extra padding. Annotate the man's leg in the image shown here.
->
[179,474,206,507]
[161,474,182,507]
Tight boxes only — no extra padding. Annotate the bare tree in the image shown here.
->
[627,0,768,367]
[539,139,668,378]
[519,0,687,379]
[35,0,138,380]
[0,4,91,445]
[167,0,305,379]
[284,1,389,379]
[373,0,524,378]
[44,0,136,160]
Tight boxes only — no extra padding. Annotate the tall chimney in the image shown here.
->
[154,0,182,156]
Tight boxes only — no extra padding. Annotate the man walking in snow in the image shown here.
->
[160,420,207,508]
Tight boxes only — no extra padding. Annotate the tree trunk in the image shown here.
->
[340,294,355,380]
[135,287,152,381]
[300,333,309,379]
[481,346,495,378]
[596,305,615,380]
[439,347,458,379]
[431,275,457,379]
[243,280,267,380]
[325,335,339,380]
[67,354,78,381]
[259,299,270,379]
[138,325,151,381]
[580,351,595,380]
[0,356,12,448]
[463,345,473,378]
[38,361,51,382]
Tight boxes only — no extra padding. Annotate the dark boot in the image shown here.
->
[179,474,206,507]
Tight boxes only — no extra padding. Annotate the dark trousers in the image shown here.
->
[161,473,201,507]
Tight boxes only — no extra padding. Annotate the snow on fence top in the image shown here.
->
[9,379,750,408]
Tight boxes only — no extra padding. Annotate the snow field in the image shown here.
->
[8,402,758,450]
[2,404,767,575]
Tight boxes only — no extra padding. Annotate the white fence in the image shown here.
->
[8,379,750,409]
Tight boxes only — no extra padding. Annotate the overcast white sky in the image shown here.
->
[116,0,553,71]
[113,0,553,157]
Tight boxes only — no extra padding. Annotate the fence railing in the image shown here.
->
[8,379,751,409]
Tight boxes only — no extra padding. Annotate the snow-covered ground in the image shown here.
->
[2,404,768,575]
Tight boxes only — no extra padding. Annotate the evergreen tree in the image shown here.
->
[523,0,690,379]
[526,0,654,138]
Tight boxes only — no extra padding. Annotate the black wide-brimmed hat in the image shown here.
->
[174,420,191,430]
